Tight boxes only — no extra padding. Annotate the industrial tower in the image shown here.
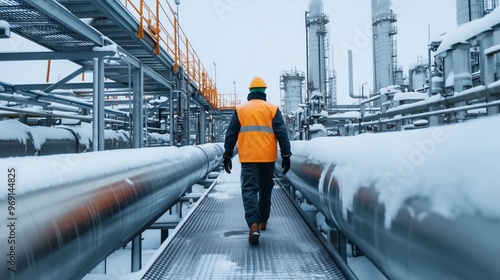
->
[371,0,400,94]
[306,0,336,109]
[281,69,305,115]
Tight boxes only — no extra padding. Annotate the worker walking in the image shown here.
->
[223,76,291,245]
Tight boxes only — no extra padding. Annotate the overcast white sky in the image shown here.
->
[176,0,456,105]
[0,0,457,107]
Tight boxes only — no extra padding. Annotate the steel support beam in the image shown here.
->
[8,82,124,91]
[117,47,173,89]
[19,90,128,116]
[44,64,91,93]
[0,51,115,61]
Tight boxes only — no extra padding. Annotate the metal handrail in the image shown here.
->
[122,0,221,109]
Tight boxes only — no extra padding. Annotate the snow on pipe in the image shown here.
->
[0,120,169,157]
[277,116,500,280]
[0,143,223,280]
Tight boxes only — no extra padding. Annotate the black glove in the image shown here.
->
[282,156,290,175]
[223,157,232,174]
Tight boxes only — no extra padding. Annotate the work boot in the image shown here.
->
[248,223,260,245]
[259,222,267,231]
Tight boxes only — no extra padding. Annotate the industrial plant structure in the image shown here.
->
[1,1,500,280]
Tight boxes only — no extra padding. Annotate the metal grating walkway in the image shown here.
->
[140,166,349,279]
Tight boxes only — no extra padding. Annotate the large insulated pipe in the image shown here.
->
[0,120,169,157]
[0,143,223,280]
[277,116,500,280]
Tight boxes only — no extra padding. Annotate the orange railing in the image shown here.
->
[122,0,220,109]
[218,93,240,109]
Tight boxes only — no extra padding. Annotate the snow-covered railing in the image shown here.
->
[0,143,223,280]
[278,116,500,280]
[361,80,500,129]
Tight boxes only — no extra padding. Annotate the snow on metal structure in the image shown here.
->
[0,120,170,157]
[277,116,500,280]
[0,143,223,280]
[433,6,500,119]
[358,6,500,132]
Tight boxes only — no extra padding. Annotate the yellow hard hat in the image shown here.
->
[249,77,267,89]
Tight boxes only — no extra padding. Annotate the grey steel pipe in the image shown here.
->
[0,143,223,280]
[0,120,171,158]
[277,118,500,280]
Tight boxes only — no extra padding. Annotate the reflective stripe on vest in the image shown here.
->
[240,125,274,133]
[236,100,278,162]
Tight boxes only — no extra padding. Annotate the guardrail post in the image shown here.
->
[328,229,347,262]
[131,234,142,272]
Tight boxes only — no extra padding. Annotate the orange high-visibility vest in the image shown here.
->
[236,100,278,162]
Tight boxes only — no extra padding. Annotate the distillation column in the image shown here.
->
[371,0,398,94]
[306,0,329,96]
[281,69,306,115]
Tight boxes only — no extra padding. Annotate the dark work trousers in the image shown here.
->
[240,162,275,228]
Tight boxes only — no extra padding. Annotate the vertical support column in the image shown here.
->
[200,109,206,144]
[131,235,142,272]
[92,58,99,152]
[169,89,175,146]
[98,58,105,150]
[91,58,105,151]
[131,65,144,272]
[380,94,388,113]
[215,119,220,142]
[184,92,191,145]
[133,66,144,149]
[428,105,440,126]
[395,119,402,131]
